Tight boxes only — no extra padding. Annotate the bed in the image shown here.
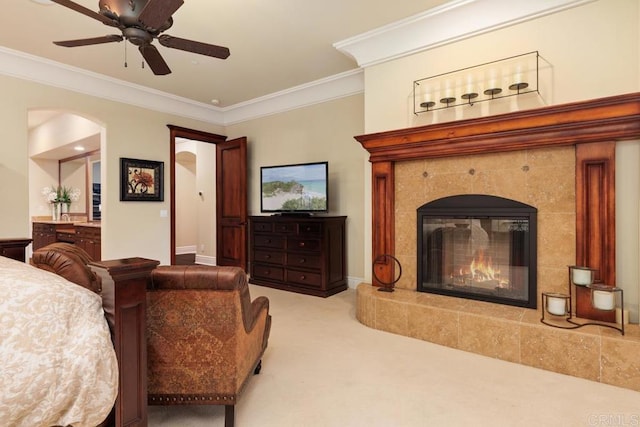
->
[0,254,118,427]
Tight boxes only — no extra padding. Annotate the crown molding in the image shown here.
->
[0,46,362,127]
[222,69,364,126]
[334,0,596,68]
[0,46,226,125]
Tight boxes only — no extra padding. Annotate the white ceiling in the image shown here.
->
[5,0,448,108]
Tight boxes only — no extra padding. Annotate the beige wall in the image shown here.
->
[0,74,225,264]
[361,0,640,320]
[364,0,639,133]
[226,95,366,281]
[0,74,364,276]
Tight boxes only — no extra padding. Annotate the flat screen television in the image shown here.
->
[260,161,328,214]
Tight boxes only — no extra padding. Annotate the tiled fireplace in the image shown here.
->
[355,93,640,392]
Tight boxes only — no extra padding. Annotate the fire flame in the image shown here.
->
[470,250,499,281]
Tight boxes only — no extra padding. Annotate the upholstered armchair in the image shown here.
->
[146,265,271,427]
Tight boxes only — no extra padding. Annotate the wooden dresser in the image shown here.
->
[249,215,347,297]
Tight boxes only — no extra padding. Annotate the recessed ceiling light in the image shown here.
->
[211,99,220,105]
[74,146,85,151]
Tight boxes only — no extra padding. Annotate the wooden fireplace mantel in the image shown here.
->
[355,92,640,318]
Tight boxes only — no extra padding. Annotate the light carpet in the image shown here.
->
[148,285,640,427]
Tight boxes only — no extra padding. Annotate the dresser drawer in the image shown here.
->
[0,247,24,261]
[254,235,285,249]
[254,250,285,265]
[273,222,296,233]
[34,223,56,233]
[288,237,321,252]
[252,264,284,282]
[286,253,321,269]
[297,222,322,234]
[56,231,76,243]
[286,269,322,288]
[252,221,273,232]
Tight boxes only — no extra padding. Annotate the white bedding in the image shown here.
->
[0,256,118,427]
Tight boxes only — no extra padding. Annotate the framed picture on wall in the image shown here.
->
[120,157,164,201]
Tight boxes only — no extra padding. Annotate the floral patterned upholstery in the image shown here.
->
[146,265,271,427]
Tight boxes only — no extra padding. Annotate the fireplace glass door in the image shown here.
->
[417,195,537,308]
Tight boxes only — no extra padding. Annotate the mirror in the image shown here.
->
[59,150,100,220]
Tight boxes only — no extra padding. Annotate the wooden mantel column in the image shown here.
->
[355,93,640,291]
[371,162,395,287]
[575,142,616,321]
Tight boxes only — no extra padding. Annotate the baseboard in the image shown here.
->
[195,254,216,266]
[176,245,196,255]
[347,276,364,289]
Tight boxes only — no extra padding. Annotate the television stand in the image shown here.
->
[249,215,347,297]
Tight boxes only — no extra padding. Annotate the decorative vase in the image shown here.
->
[51,203,61,221]
[62,203,70,214]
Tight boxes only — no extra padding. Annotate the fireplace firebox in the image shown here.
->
[417,195,537,308]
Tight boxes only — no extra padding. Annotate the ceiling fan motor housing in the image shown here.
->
[99,0,173,32]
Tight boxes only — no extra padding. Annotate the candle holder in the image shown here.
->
[540,292,570,326]
[539,266,625,335]
[413,51,541,114]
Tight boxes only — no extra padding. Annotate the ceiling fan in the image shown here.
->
[50,0,230,75]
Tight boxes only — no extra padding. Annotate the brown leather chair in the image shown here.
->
[146,265,271,427]
[30,242,101,295]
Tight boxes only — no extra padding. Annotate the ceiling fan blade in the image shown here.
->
[50,0,117,27]
[139,44,171,75]
[158,35,230,59]
[138,0,184,30]
[54,35,123,47]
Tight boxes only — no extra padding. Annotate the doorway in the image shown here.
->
[168,126,248,268]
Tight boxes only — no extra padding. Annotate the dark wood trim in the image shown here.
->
[575,142,616,321]
[355,93,640,162]
[371,162,394,287]
[355,93,640,299]
[167,125,227,265]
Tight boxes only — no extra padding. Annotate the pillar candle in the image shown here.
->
[571,268,593,285]
[592,290,615,311]
[546,295,567,316]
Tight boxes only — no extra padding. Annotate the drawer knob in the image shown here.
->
[265,254,271,259]
[300,275,306,280]
[299,242,305,247]
[299,258,305,264]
